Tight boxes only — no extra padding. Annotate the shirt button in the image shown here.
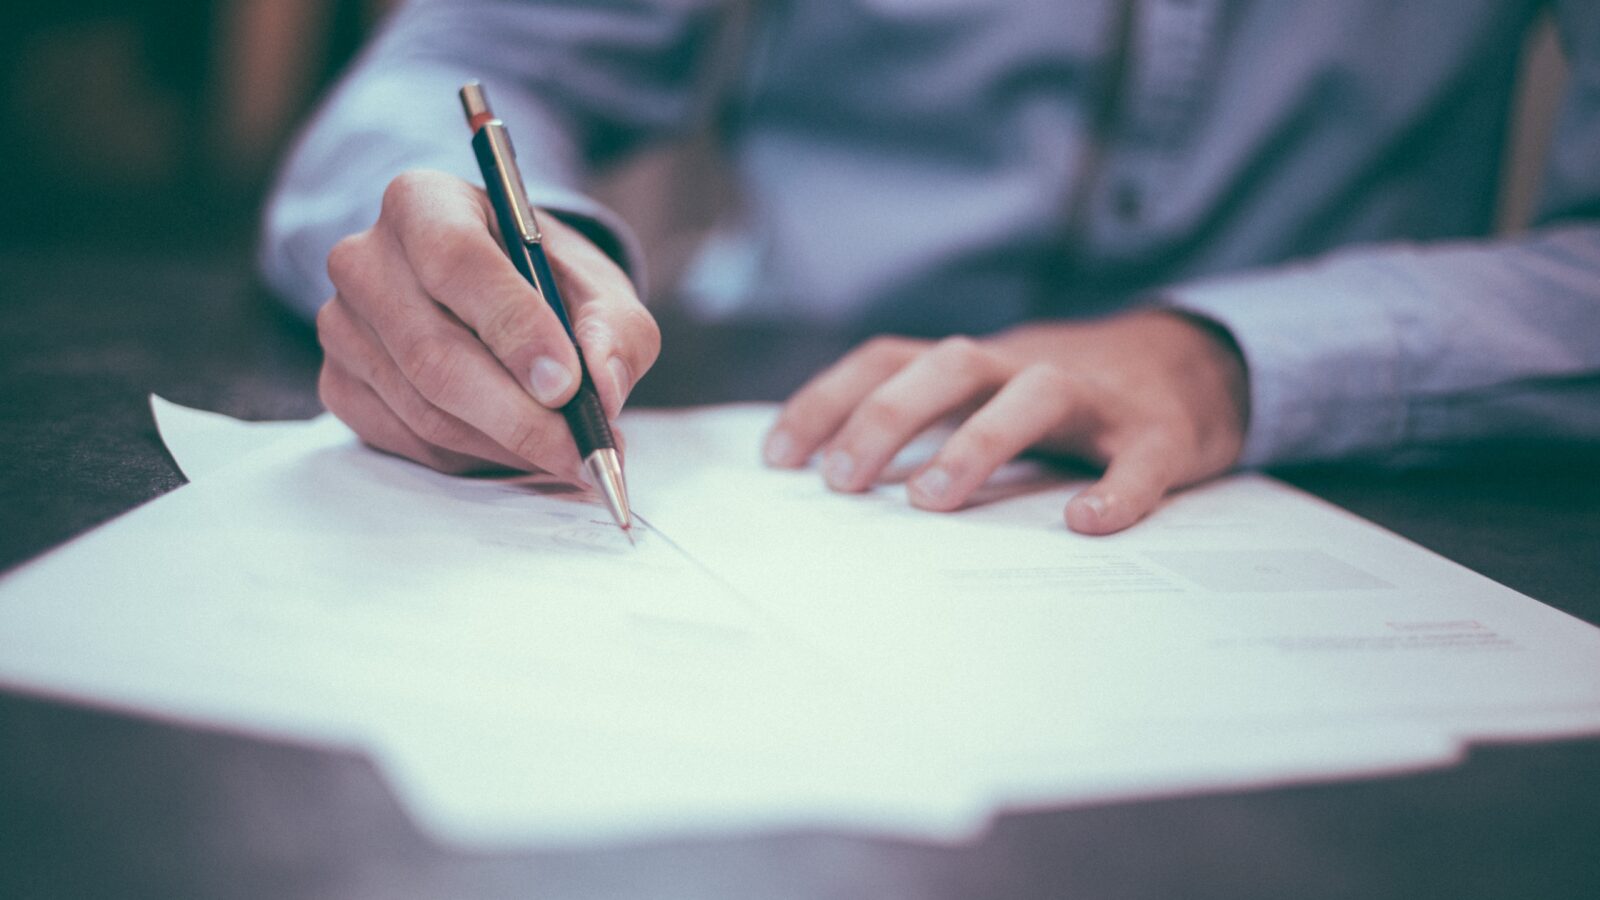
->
[1112,180,1143,221]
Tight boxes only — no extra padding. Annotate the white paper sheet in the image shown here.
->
[1,399,1597,849]
[150,394,320,481]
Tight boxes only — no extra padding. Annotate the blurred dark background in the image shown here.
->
[0,0,724,291]
[0,1,392,259]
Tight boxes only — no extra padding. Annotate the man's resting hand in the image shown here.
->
[763,311,1250,534]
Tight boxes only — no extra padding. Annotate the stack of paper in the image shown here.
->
[0,398,1595,848]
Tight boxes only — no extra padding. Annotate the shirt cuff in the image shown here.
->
[532,187,650,303]
[1162,253,1416,467]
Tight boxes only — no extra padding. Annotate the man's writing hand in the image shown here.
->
[316,170,658,480]
[763,311,1249,534]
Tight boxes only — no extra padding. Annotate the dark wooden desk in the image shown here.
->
[2,250,1597,900]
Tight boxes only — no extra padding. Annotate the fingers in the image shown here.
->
[896,361,1183,533]
[815,337,1002,492]
[378,170,659,423]
[1064,432,1183,535]
[542,215,661,420]
[332,211,590,476]
[899,362,1181,533]
[763,313,1243,534]
[318,296,537,473]
[320,359,506,476]
[763,336,925,468]
[379,171,585,408]
[907,364,1082,510]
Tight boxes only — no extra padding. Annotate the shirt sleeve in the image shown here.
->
[257,0,728,319]
[1165,2,1600,468]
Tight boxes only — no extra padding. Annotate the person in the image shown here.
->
[260,0,1600,535]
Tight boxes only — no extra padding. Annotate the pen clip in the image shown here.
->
[460,82,543,244]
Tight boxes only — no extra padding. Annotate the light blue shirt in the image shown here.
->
[260,0,1600,468]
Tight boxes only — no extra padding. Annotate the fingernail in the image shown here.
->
[529,356,574,406]
[606,356,632,414]
[763,430,796,467]
[574,464,593,490]
[1075,493,1107,522]
[911,466,951,503]
[823,450,855,489]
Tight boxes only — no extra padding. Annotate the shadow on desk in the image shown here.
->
[3,688,1599,900]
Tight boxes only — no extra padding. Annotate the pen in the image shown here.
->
[459,81,633,540]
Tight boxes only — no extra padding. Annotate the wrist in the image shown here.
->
[1148,309,1251,469]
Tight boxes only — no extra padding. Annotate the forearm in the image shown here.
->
[1167,225,1600,467]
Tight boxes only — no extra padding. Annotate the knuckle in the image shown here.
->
[1020,362,1074,396]
[874,334,909,354]
[955,423,1008,462]
[325,233,369,289]
[857,335,911,365]
[931,335,988,378]
[1142,424,1191,461]
[855,394,910,435]
[314,301,341,351]
[476,296,537,350]
[504,415,558,464]
[781,377,833,419]
[614,305,661,361]
[408,402,463,448]
[412,225,483,300]
[315,297,357,354]
[316,365,343,415]
[772,391,813,426]
[932,334,978,358]
[381,170,432,217]
[315,296,337,331]
[571,310,606,339]
[768,401,815,441]
[397,333,464,400]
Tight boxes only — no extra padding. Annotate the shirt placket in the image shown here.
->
[1093,0,1220,247]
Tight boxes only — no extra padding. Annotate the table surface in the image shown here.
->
[1,249,1597,900]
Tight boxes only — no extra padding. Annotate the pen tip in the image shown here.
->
[585,448,633,543]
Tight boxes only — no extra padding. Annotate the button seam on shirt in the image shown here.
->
[1112,178,1144,222]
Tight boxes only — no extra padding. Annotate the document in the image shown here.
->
[0,399,1596,848]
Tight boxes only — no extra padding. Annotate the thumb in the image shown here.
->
[1065,434,1181,535]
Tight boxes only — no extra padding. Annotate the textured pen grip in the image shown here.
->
[561,367,615,458]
